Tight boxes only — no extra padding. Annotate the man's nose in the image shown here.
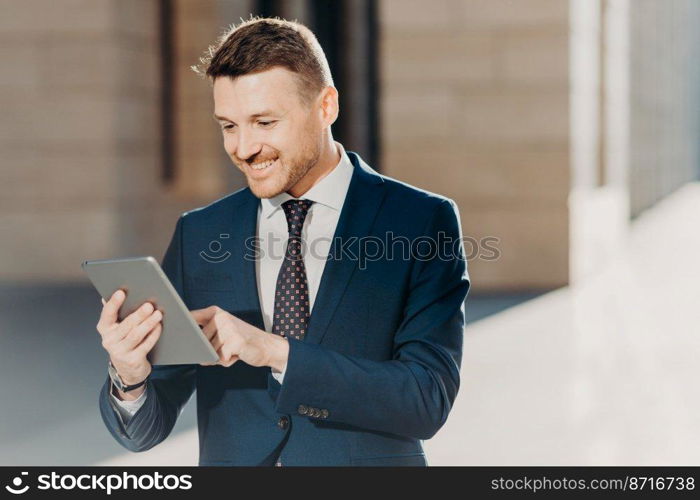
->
[235,130,261,161]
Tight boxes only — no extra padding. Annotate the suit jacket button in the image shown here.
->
[321,409,329,419]
[311,408,321,418]
[297,404,308,415]
[277,416,289,430]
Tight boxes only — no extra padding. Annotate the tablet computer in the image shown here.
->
[81,256,219,365]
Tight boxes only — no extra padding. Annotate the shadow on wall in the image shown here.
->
[465,291,547,325]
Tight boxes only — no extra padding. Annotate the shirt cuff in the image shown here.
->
[271,365,287,385]
[109,381,147,423]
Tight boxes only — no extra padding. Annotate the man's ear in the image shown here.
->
[318,86,339,127]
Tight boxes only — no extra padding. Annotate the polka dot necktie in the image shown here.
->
[272,199,314,340]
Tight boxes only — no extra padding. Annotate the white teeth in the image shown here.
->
[250,159,276,170]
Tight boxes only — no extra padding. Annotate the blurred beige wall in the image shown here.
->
[1,1,162,282]
[380,0,700,291]
[0,0,248,282]
[1,0,698,291]
[380,0,571,291]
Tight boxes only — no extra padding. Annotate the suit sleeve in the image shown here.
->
[98,215,197,452]
[274,199,470,440]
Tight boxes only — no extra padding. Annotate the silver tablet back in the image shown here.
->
[82,256,219,365]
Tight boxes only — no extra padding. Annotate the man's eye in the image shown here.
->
[258,121,276,127]
[222,124,235,131]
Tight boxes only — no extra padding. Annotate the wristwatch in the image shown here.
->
[108,361,149,393]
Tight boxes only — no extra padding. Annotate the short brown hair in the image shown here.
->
[192,16,333,105]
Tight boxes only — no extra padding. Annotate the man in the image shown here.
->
[97,17,470,466]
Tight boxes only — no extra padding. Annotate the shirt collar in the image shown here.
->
[260,141,354,219]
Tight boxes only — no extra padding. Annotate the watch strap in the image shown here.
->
[109,361,149,392]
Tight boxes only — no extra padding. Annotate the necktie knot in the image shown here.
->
[281,199,313,237]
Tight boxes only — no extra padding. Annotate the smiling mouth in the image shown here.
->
[249,158,277,171]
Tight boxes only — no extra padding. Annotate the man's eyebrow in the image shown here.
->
[213,111,278,122]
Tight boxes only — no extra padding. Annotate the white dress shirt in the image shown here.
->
[110,141,354,424]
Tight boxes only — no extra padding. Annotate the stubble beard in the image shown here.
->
[246,139,321,199]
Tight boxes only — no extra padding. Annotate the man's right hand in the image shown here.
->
[97,289,163,401]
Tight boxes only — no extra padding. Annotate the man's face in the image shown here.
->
[213,67,323,199]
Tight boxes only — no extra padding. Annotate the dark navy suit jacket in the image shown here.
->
[99,152,470,466]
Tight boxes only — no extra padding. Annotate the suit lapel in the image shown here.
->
[228,189,266,330]
[303,152,386,345]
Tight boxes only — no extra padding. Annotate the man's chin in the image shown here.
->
[247,178,286,199]
[244,163,310,199]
